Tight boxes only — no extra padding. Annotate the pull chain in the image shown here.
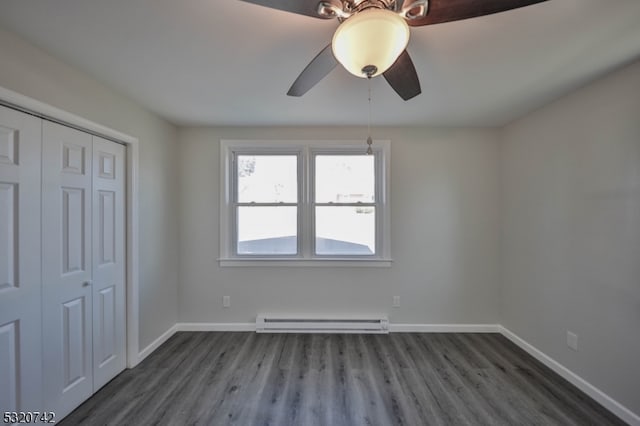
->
[366,76,373,155]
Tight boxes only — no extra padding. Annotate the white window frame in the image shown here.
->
[219,140,391,267]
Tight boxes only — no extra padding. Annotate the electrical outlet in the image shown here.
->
[567,331,578,351]
[392,296,400,308]
[223,296,231,308]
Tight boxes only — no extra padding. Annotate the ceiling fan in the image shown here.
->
[240,0,547,100]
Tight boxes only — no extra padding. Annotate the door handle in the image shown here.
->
[82,281,92,287]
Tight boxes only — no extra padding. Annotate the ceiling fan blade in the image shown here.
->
[287,44,337,97]
[383,50,421,101]
[408,0,548,26]
[238,0,332,19]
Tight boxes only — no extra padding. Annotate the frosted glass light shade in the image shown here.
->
[332,8,410,78]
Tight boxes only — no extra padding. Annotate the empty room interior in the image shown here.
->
[0,0,639,424]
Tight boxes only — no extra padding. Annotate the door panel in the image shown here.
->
[0,105,42,413]
[42,121,93,419]
[62,297,88,391]
[97,286,116,366]
[0,182,17,290]
[62,187,86,274]
[0,321,18,412]
[98,190,115,265]
[92,137,126,391]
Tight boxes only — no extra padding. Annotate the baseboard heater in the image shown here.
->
[256,315,389,334]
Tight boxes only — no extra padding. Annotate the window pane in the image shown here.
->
[315,206,375,255]
[237,206,297,255]
[315,155,375,203]
[237,155,297,203]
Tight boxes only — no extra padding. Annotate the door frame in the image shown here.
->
[0,86,141,368]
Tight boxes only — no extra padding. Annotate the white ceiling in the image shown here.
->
[1,0,640,127]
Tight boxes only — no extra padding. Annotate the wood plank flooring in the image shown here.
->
[61,332,626,425]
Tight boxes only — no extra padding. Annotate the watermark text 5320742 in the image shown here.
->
[3,412,56,424]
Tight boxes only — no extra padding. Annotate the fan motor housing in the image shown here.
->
[317,0,428,21]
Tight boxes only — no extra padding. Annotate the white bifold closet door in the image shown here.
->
[42,121,126,418]
[0,105,43,413]
[91,136,126,390]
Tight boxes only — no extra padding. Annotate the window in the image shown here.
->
[314,155,376,256]
[235,154,299,255]
[220,140,391,266]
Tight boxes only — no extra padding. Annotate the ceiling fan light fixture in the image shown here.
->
[332,8,410,78]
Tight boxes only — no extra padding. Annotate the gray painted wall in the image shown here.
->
[500,59,640,414]
[0,27,180,350]
[178,126,501,325]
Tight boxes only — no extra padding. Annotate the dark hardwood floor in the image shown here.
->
[61,332,625,425]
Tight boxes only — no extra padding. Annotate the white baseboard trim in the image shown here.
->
[177,322,256,332]
[390,323,501,333]
[137,324,179,364]
[174,322,500,333]
[500,326,639,426]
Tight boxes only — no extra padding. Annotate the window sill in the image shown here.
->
[218,258,393,268]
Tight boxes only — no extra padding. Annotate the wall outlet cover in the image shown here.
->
[567,331,578,351]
